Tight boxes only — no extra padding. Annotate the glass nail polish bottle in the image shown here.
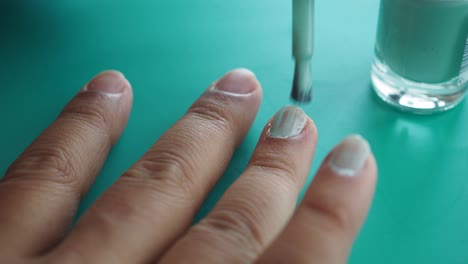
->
[371,0,468,114]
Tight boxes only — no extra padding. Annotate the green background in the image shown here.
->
[1,0,468,263]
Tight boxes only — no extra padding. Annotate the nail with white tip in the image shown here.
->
[329,135,371,177]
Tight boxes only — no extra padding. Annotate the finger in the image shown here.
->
[160,106,318,264]
[258,135,377,264]
[49,69,263,263]
[0,71,133,257]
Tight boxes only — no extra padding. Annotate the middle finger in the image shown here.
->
[50,69,262,263]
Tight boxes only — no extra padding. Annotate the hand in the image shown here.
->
[0,69,377,264]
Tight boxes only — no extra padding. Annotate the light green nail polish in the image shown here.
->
[269,106,307,138]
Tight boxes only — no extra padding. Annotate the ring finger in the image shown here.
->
[49,69,263,264]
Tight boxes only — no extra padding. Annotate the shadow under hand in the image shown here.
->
[0,0,70,100]
[0,1,66,61]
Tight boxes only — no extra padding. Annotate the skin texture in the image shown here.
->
[0,69,377,264]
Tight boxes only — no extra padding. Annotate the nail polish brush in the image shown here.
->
[291,0,315,104]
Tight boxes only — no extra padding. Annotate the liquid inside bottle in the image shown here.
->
[371,0,468,114]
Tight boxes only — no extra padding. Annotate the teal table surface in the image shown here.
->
[1,1,468,263]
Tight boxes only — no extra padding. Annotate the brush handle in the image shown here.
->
[293,0,314,60]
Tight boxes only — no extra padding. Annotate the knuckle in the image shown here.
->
[188,97,234,133]
[122,147,198,201]
[48,249,86,264]
[195,206,265,254]
[62,96,110,132]
[302,197,352,234]
[5,143,80,189]
[249,150,300,187]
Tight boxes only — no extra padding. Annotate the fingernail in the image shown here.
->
[213,68,258,94]
[329,135,371,177]
[268,106,307,138]
[84,71,128,94]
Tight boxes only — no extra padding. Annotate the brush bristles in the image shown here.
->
[291,61,312,103]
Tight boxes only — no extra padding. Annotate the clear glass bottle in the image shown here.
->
[371,0,468,114]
